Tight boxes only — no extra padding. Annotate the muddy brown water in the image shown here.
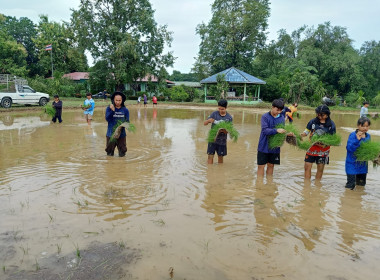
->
[1,106,380,280]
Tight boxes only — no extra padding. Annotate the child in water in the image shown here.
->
[204,99,233,164]
[300,105,336,181]
[345,117,371,190]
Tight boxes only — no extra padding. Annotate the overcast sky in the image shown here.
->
[2,0,380,73]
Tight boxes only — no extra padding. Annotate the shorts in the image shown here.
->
[85,114,93,120]
[345,174,367,189]
[207,142,227,156]
[257,151,280,165]
[304,154,329,164]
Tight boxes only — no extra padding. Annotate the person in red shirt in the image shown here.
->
[152,95,158,107]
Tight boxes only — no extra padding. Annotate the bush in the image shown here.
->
[158,95,166,101]
[168,86,189,102]
[128,96,138,100]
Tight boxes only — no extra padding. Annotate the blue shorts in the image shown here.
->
[207,142,227,156]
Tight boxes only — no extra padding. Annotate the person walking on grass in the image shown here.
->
[81,92,95,125]
[204,99,233,164]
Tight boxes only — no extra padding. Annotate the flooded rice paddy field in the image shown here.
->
[0,105,380,280]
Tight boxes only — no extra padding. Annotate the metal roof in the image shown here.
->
[63,72,89,80]
[200,67,266,85]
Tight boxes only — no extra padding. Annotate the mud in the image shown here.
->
[1,105,380,280]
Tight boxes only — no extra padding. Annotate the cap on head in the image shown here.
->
[111,91,126,106]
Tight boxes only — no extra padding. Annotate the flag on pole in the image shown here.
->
[45,44,52,51]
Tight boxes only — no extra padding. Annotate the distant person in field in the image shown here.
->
[52,95,63,123]
[152,95,158,107]
[81,92,95,125]
[360,101,369,117]
[143,94,148,107]
[286,103,298,123]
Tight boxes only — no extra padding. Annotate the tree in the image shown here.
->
[0,15,28,76]
[0,15,41,76]
[359,40,380,100]
[194,0,270,75]
[71,0,174,90]
[34,15,88,77]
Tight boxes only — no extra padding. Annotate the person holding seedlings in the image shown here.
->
[51,95,63,123]
[300,105,336,181]
[286,103,298,123]
[105,92,130,157]
[204,99,233,164]
[345,117,371,190]
[81,92,95,125]
[257,99,290,177]
[360,101,369,117]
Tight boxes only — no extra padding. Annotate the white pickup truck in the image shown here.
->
[0,85,50,108]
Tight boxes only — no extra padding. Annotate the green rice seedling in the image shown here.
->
[310,133,341,146]
[47,213,54,222]
[118,240,126,249]
[43,104,56,118]
[354,141,380,161]
[296,139,312,151]
[207,121,239,143]
[109,121,136,143]
[2,265,5,273]
[74,243,81,258]
[35,258,40,271]
[268,123,301,149]
[56,244,62,254]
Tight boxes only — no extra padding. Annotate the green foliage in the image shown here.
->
[169,70,198,82]
[372,91,380,107]
[207,122,239,143]
[354,141,380,161]
[71,0,174,89]
[194,0,270,74]
[216,74,229,101]
[0,29,28,76]
[168,86,189,102]
[27,75,86,97]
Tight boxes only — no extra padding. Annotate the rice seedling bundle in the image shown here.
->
[43,104,56,118]
[207,121,239,143]
[111,121,136,142]
[268,123,301,149]
[310,133,341,146]
[354,141,380,162]
[296,133,341,151]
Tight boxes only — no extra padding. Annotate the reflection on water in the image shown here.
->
[1,107,380,279]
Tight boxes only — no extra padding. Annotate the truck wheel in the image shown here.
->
[39,97,48,106]
[1,97,12,108]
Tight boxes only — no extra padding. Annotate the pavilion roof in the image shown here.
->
[200,67,266,85]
